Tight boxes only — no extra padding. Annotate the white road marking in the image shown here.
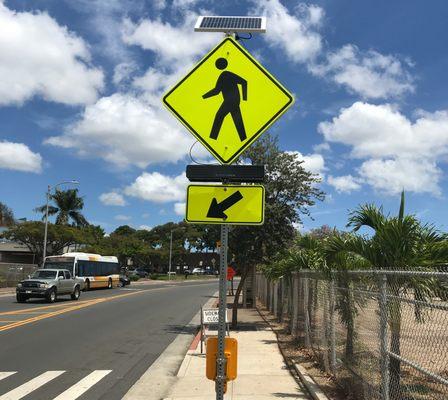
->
[0,372,16,382]
[52,370,112,400]
[0,371,65,400]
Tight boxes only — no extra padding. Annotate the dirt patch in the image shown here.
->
[257,302,350,400]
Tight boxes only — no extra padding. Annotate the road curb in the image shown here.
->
[123,292,218,400]
[292,363,330,400]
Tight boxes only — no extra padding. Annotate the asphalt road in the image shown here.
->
[0,280,218,399]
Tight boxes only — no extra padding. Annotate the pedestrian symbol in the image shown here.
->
[203,57,247,142]
[163,37,294,164]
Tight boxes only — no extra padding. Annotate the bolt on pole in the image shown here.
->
[216,224,229,399]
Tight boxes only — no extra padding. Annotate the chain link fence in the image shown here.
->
[0,263,38,288]
[255,270,448,400]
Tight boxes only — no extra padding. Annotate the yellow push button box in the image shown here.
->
[206,336,238,381]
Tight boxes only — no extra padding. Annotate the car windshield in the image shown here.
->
[31,270,57,279]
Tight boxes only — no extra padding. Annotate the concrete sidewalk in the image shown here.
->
[163,307,309,400]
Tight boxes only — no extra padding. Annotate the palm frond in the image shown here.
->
[347,204,386,232]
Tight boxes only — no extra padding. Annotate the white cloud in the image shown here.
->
[124,172,188,203]
[115,214,131,221]
[313,142,330,153]
[122,13,220,68]
[358,158,441,196]
[327,175,361,193]
[174,202,186,216]
[253,1,323,63]
[0,141,42,173]
[138,224,152,231]
[310,45,414,99]
[287,151,326,178]
[45,93,193,169]
[99,191,126,206]
[113,62,138,86]
[318,102,448,196]
[66,0,144,62]
[0,2,103,106]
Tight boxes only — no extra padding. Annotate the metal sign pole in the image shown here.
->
[216,224,229,399]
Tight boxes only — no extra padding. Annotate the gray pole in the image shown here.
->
[168,230,173,280]
[379,274,390,400]
[329,277,337,374]
[42,185,50,263]
[215,224,229,399]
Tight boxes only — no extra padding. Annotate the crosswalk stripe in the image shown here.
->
[0,373,16,382]
[0,371,65,400]
[52,370,112,400]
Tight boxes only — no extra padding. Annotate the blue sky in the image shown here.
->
[1,0,448,233]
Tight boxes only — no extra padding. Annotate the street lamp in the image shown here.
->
[42,180,79,262]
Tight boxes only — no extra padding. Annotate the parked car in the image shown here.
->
[119,274,131,287]
[192,268,205,275]
[129,269,149,278]
[16,269,83,303]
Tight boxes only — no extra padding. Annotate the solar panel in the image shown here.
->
[194,16,266,33]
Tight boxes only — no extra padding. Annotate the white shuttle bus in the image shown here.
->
[43,252,120,290]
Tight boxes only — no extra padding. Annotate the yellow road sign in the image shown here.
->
[163,37,294,164]
[186,185,264,225]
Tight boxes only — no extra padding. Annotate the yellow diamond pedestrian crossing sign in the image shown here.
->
[163,37,294,164]
[186,185,265,225]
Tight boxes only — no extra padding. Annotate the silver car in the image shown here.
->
[16,269,84,303]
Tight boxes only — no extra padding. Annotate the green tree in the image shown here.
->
[112,225,136,236]
[1,221,96,263]
[35,189,88,227]
[327,192,448,399]
[230,134,324,326]
[0,202,15,226]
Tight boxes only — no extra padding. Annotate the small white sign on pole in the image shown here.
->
[202,308,229,324]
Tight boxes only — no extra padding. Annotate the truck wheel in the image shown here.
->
[16,294,27,303]
[71,286,80,300]
[107,278,112,289]
[85,280,90,291]
[46,288,57,303]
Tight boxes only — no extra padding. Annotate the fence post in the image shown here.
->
[291,272,299,336]
[268,280,271,311]
[304,275,311,348]
[278,278,284,322]
[270,280,275,312]
[329,276,337,375]
[379,274,390,400]
[272,282,278,316]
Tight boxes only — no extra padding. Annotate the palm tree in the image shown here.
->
[327,192,448,399]
[325,235,370,362]
[35,189,88,227]
[0,202,15,226]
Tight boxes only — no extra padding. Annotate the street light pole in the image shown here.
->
[168,229,173,280]
[42,180,79,263]
[42,185,51,262]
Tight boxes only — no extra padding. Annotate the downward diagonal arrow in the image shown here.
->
[207,191,243,219]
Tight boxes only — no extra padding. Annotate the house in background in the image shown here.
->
[0,241,37,288]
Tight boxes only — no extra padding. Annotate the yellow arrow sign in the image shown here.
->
[186,185,265,225]
[163,37,294,164]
